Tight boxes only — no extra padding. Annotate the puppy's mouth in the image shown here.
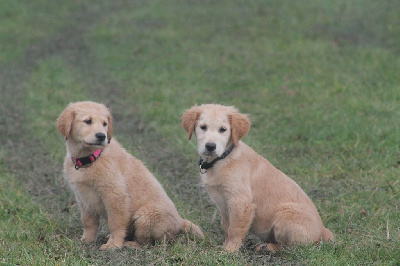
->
[84,141,106,146]
[202,151,218,157]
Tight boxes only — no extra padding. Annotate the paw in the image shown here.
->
[255,243,281,253]
[80,233,96,243]
[100,242,122,250]
[224,241,241,252]
[123,241,141,249]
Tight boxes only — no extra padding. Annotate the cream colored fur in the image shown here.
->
[181,104,333,252]
[57,101,203,250]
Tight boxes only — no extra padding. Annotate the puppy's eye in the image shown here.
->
[200,125,207,131]
[219,127,227,133]
[103,122,107,127]
[84,119,92,125]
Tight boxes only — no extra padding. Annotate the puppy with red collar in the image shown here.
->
[57,101,204,250]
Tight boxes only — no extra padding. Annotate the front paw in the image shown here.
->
[100,242,123,250]
[224,240,242,252]
[81,233,96,243]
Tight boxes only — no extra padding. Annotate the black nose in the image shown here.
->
[205,142,216,152]
[95,133,106,142]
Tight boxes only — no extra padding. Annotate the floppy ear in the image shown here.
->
[181,105,201,140]
[56,104,75,140]
[229,112,251,146]
[107,113,113,143]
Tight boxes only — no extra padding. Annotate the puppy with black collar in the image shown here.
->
[182,104,333,252]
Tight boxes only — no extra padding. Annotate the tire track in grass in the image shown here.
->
[0,3,290,265]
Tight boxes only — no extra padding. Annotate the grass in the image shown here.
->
[1,0,399,264]
[0,161,92,265]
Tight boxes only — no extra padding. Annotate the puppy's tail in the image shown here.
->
[180,219,205,240]
[322,227,334,242]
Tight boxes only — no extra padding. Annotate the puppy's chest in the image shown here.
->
[201,168,233,187]
[202,174,227,206]
[71,182,106,215]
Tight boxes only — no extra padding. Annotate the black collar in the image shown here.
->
[199,144,235,174]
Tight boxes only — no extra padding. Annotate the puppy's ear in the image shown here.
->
[229,111,251,146]
[56,104,75,140]
[181,105,201,140]
[107,113,113,143]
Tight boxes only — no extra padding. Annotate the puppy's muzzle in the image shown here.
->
[95,132,106,142]
[205,142,216,152]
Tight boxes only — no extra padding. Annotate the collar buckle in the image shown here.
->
[199,164,207,174]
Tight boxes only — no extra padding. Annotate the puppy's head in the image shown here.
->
[57,101,113,147]
[181,104,251,158]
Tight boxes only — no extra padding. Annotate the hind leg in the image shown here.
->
[134,207,181,244]
[133,214,154,244]
[272,205,322,247]
[151,214,182,243]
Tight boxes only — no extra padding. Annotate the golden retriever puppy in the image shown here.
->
[181,104,333,252]
[57,101,203,250]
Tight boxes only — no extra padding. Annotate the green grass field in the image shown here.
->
[1,0,399,264]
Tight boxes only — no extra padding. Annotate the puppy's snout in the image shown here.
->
[205,142,216,152]
[95,132,106,142]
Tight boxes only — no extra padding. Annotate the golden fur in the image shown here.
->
[181,104,333,252]
[57,101,203,250]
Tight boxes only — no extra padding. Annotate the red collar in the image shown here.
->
[71,149,102,170]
